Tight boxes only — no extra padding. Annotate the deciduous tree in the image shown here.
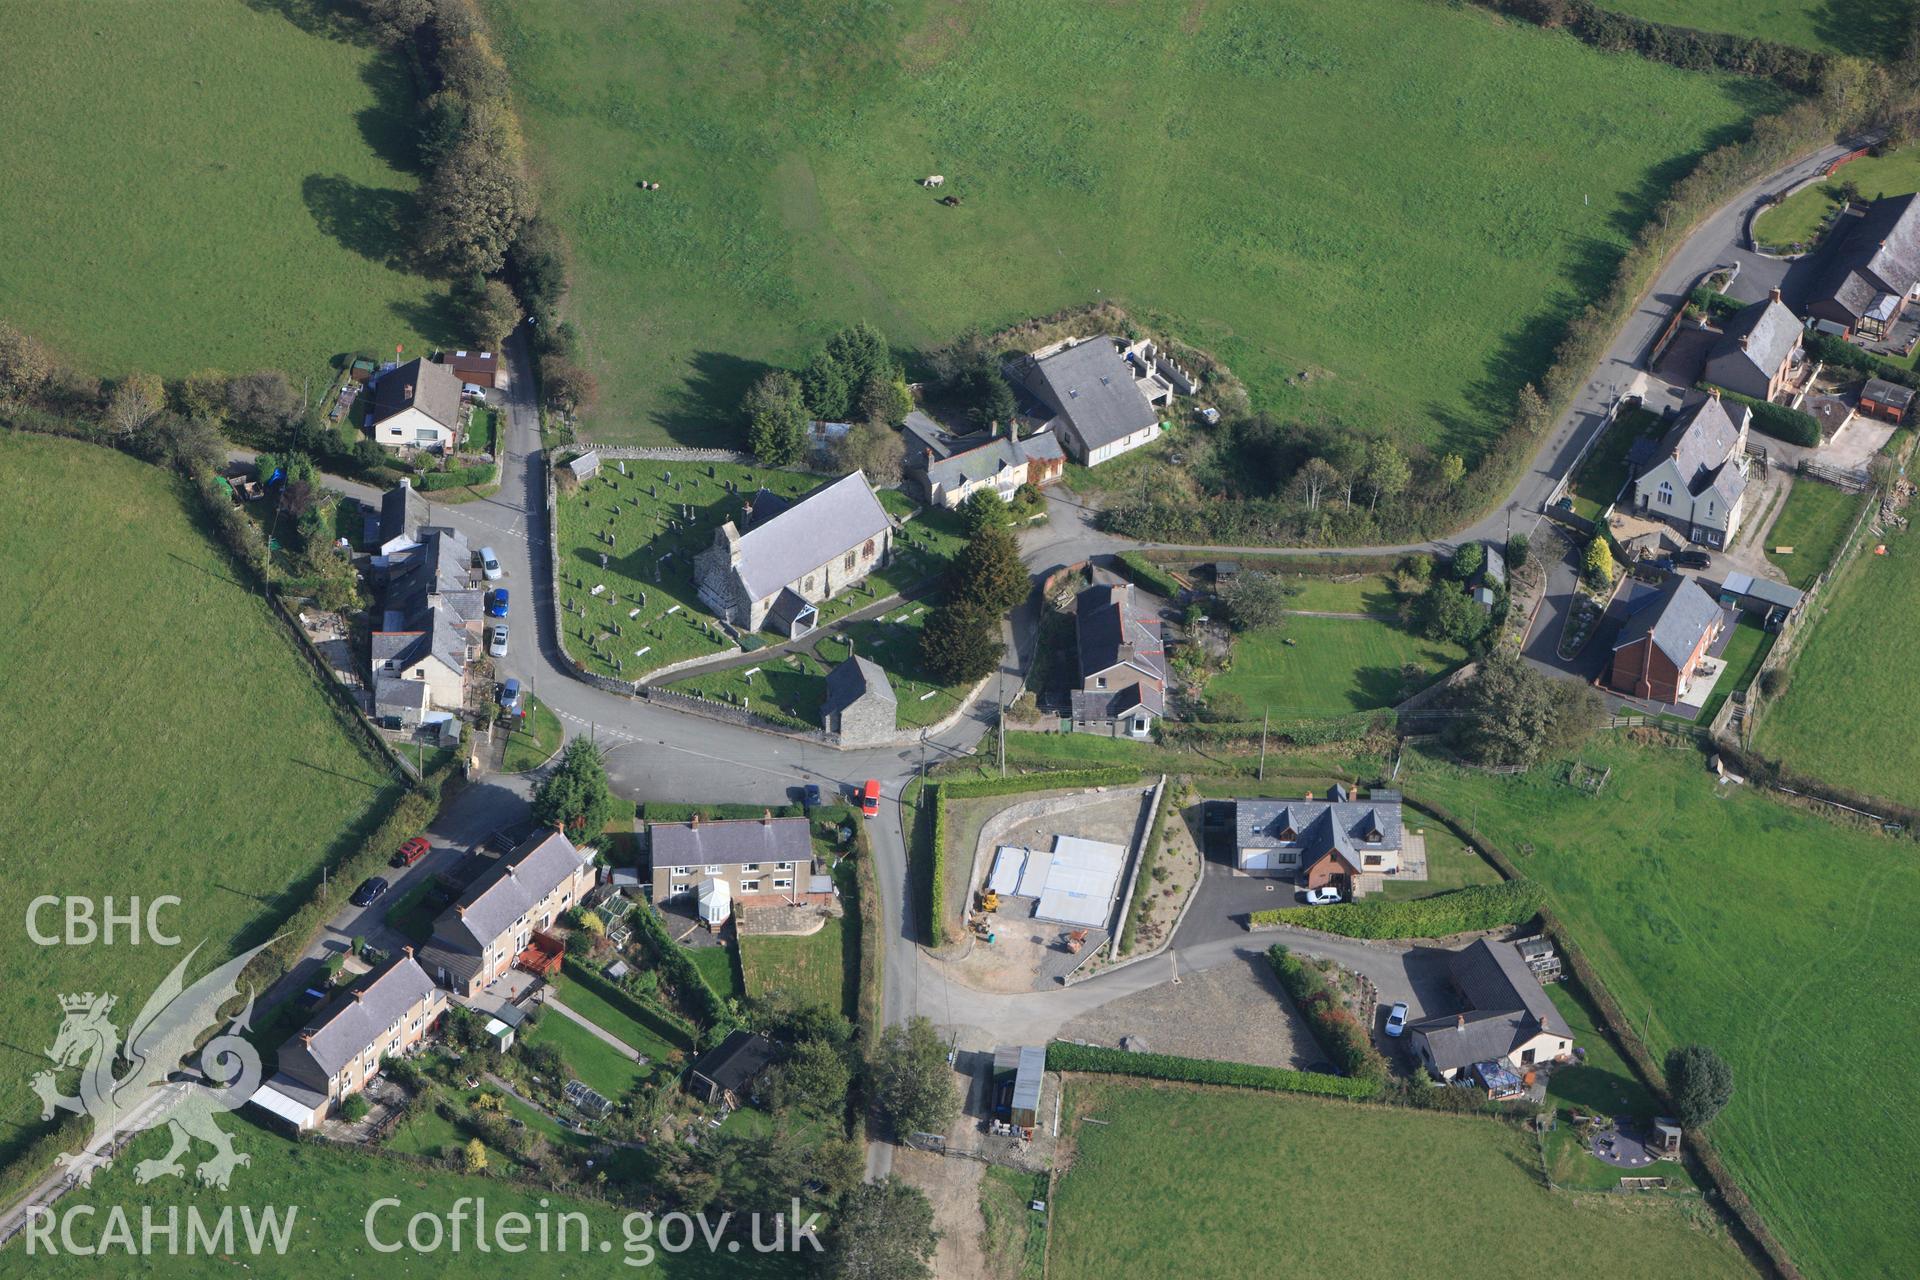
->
[460,278,521,348]
[1362,440,1410,514]
[1218,570,1299,631]
[827,418,905,483]
[869,1016,958,1141]
[824,1179,938,1280]
[1666,1044,1734,1128]
[105,372,165,439]
[0,321,54,403]
[419,127,534,276]
[541,358,597,415]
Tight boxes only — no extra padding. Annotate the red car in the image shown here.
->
[860,779,881,818]
[391,836,431,868]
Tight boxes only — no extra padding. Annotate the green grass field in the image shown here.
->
[0,1,451,381]
[488,0,1776,451]
[1762,478,1864,588]
[1756,520,1920,806]
[543,971,682,1063]
[555,464,960,679]
[1403,740,1920,1278]
[687,943,747,1005]
[26,1120,796,1277]
[1273,572,1402,615]
[738,917,852,1017]
[1602,0,1908,58]
[0,435,396,1174]
[1756,144,1920,247]
[1211,617,1467,718]
[1048,1080,1748,1279]
[1696,616,1772,725]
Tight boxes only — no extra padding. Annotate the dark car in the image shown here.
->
[349,876,390,908]
[487,588,510,618]
[803,783,822,809]
[1675,549,1712,570]
[391,836,430,868]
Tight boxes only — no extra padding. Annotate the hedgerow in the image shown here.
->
[1045,1040,1378,1099]
[1702,384,1822,446]
[1267,946,1390,1088]
[630,903,735,1044]
[1248,879,1544,939]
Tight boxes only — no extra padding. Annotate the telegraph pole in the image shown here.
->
[1258,706,1269,782]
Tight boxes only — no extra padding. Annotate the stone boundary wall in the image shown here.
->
[1100,775,1168,966]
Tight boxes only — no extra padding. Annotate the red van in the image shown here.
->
[860,779,881,818]
[391,836,430,868]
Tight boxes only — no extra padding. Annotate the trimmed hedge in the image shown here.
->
[560,956,696,1051]
[1267,946,1390,1088]
[641,801,805,823]
[1477,0,1833,93]
[1807,331,1920,390]
[1046,1040,1378,1100]
[1703,384,1821,447]
[416,462,497,492]
[630,904,735,1044]
[1688,285,1746,321]
[851,817,884,1051]
[1115,551,1184,601]
[1247,879,1544,939]
[939,767,1142,799]
[927,783,950,941]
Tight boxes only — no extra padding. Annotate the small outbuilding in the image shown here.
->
[821,655,897,744]
[564,449,601,484]
[1717,571,1805,630]
[993,1044,1047,1137]
[687,1030,779,1109]
[1860,377,1915,425]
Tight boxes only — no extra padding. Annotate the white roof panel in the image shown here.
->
[249,1083,322,1127]
[989,846,1028,896]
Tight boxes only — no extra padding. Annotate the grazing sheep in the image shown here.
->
[922,174,944,188]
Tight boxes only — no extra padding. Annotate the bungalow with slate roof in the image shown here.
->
[646,814,831,916]
[421,830,597,996]
[1631,392,1751,549]
[1704,290,1804,403]
[1607,577,1726,705]
[1071,581,1165,738]
[1407,939,1574,1082]
[1806,193,1920,340]
[694,471,894,636]
[1233,786,1404,898]
[821,655,897,745]
[1012,336,1167,467]
[369,357,465,451]
[250,952,446,1131]
[914,427,1066,508]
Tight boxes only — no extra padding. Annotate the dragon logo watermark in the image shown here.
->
[32,942,272,1190]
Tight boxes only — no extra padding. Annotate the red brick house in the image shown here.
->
[1607,578,1724,705]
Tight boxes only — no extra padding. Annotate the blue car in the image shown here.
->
[803,783,822,809]
[487,588,509,618]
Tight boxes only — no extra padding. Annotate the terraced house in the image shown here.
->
[421,830,597,996]
[249,952,446,1131]
[694,470,894,636]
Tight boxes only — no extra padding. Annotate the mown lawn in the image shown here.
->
[1602,0,1907,58]
[554,463,960,679]
[0,1,451,381]
[1570,408,1667,521]
[1402,740,1920,1279]
[543,971,682,1063]
[500,695,564,771]
[1762,479,1864,588]
[488,0,1777,452]
[1048,1080,1749,1280]
[29,1120,797,1278]
[687,942,747,1005]
[1211,616,1467,718]
[1274,573,1403,615]
[0,435,396,1180]
[1755,519,1920,806]
[1695,616,1772,726]
[1377,817,1505,900]
[521,1006,650,1100]
[738,917,852,1018]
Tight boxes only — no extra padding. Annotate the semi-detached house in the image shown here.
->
[420,829,597,997]
[1631,392,1750,549]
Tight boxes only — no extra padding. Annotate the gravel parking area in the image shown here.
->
[1058,948,1319,1070]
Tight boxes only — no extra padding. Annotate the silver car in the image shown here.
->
[478,546,503,580]
[488,624,509,658]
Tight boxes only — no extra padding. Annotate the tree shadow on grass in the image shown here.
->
[653,350,777,447]
[303,173,418,267]
[357,49,425,175]
[237,0,370,44]
[1813,0,1914,59]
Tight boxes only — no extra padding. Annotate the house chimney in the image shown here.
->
[761,808,773,825]
[1739,335,1751,351]
[455,905,466,917]
[353,989,365,1003]
[405,383,415,401]
[403,945,414,958]
[1708,387,1721,400]
[1769,287,1782,305]
[690,812,702,828]
[1304,790,1314,801]
[1456,1013,1466,1029]
[299,1033,314,1045]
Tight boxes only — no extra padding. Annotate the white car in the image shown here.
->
[488,625,509,658]
[462,382,488,401]
[1384,1002,1409,1037]
[1303,886,1343,906]
[478,546,503,581]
